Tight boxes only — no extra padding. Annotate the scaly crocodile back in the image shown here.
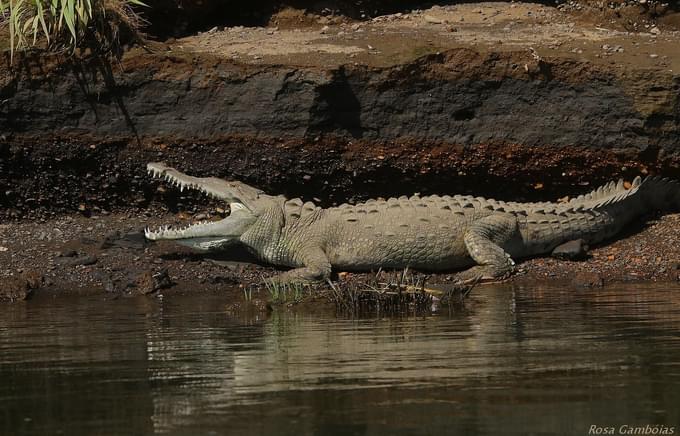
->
[281,176,680,224]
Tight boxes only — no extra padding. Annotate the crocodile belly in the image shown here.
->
[327,232,472,272]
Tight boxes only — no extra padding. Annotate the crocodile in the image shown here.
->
[144,163,680,284]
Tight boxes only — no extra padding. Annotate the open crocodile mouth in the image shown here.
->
[144,163,247,243]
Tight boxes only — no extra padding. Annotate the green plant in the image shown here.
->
[263,278,308,304]
[243,285,253,302]
[0,0,146,62]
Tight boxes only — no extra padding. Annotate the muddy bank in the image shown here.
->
[1,210,679,302]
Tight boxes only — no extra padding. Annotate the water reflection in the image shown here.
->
[1,283,679,435]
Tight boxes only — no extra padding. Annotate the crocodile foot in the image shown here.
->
[452,264,515,285]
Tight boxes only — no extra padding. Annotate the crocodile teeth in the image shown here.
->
[150,169,163,179]
[147,169,215,198]
[145,219,220,241]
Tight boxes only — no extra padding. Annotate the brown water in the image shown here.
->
[1,283,680,436]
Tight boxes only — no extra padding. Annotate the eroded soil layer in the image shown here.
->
[2,4,680,218]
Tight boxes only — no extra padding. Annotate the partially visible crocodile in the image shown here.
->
[144,163,680,283]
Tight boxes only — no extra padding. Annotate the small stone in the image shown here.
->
[649,54,659,59]
[60,254,98,267]
[0,271,43,302]
[424,15,443,24]
[0,246,7,252]
[134,269,174,295]
[58,249,78,258]
[572,272,604,288]
[100,231,146,250]
[320,25,330,34]
[194,213,208,221]
[552,239,589,261]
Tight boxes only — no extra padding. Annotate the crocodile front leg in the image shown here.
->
[455,214,519,284]
[271,245,332,284]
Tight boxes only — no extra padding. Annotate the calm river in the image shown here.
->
[1,283,679,435]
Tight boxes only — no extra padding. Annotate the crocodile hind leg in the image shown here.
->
[455,214,519,284]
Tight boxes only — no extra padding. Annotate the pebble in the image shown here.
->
[571,271,604,288]
[133,269,174,295]
[58,249,78,258]
[552,239,589,261]
[55,254,98,267]
[424,15,443,24]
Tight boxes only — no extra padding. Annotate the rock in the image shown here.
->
[56,254,98,266]
[552,239,589,260]
[133,269,174,295]
[58,249,78,258]
[424,15,443,24]
[206,274,239,285]
[571,271,604,288]
[0,271,43,302]
[91,270,120,293]
[100,231,147,250]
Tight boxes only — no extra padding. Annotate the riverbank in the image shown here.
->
[1,207,679,302]
[2,1,680,301]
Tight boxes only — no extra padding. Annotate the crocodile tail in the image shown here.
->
[637,176,680,212]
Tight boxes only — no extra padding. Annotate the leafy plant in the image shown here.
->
[0,0,146,62]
